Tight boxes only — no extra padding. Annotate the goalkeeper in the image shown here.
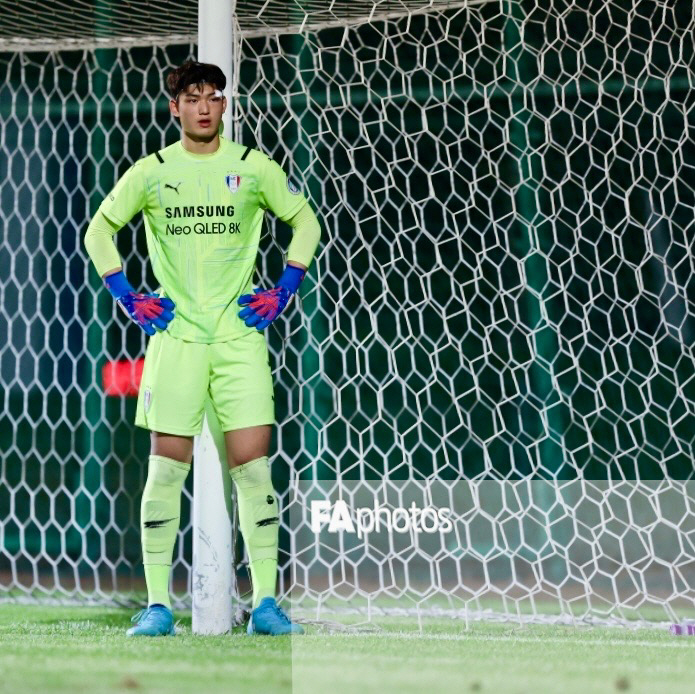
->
[84,60,320,636]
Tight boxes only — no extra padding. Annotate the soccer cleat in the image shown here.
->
[247,597,304,635]
[126,605,175,637]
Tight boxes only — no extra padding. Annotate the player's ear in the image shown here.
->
[169,99,180,118]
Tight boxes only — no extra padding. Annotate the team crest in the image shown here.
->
[287,178,300,195]
[225,173,242,193]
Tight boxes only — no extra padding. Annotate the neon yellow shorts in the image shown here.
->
[134,329,275,435]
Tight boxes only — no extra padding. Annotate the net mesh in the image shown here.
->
[1,0,694,624]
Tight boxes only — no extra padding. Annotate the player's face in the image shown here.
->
[171,84,226,139]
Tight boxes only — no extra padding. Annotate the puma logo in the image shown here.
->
[256,517,279,527]
[165,182,182,194]
[144,517,176,529]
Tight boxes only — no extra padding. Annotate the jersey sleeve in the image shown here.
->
[98,161,147,227]
[258,156,308,221]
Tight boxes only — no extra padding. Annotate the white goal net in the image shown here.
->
[1,0,694,627]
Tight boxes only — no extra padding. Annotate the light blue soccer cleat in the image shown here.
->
[126,605,175,637]
[247,597,304,635]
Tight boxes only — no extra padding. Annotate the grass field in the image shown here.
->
[1,605,694,694]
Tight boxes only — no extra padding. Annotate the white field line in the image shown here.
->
[304,631,695,649]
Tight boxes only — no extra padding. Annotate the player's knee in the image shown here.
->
[150,431,193,463]
[224,425,271,467]
[231,452,264,467]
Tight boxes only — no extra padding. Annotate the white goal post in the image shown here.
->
[1,0,694,629]
[191,0,237,637]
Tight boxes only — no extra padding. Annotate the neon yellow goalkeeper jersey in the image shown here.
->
[98,136,308,343]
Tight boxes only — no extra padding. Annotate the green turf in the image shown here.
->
[1,605,694,694]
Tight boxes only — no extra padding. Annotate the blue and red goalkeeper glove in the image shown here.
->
[237,265,306,331]
[104,271,176,336]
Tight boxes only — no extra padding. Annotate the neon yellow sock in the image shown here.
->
[247,559,278,608]
[144,565,173,608]
[230,456,279,609]
[141,455,190,609]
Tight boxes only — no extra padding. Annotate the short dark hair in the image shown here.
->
[166,60,227,101]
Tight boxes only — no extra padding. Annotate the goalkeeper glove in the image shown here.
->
[237,264,306,331]
[104,271,176,336]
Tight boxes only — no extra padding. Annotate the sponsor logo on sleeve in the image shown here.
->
[287,178,301,195]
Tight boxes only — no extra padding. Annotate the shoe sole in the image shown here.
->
[126,627,175,637]
[246,619,303,636]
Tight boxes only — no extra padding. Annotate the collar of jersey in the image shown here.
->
[177,137,227,161]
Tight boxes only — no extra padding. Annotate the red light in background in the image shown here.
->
[102,358,145,396]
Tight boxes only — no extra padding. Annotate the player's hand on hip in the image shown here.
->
[238,286,292,330]
[104,271,176,336]
[238,264,306,331]
[118,292,176,336]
